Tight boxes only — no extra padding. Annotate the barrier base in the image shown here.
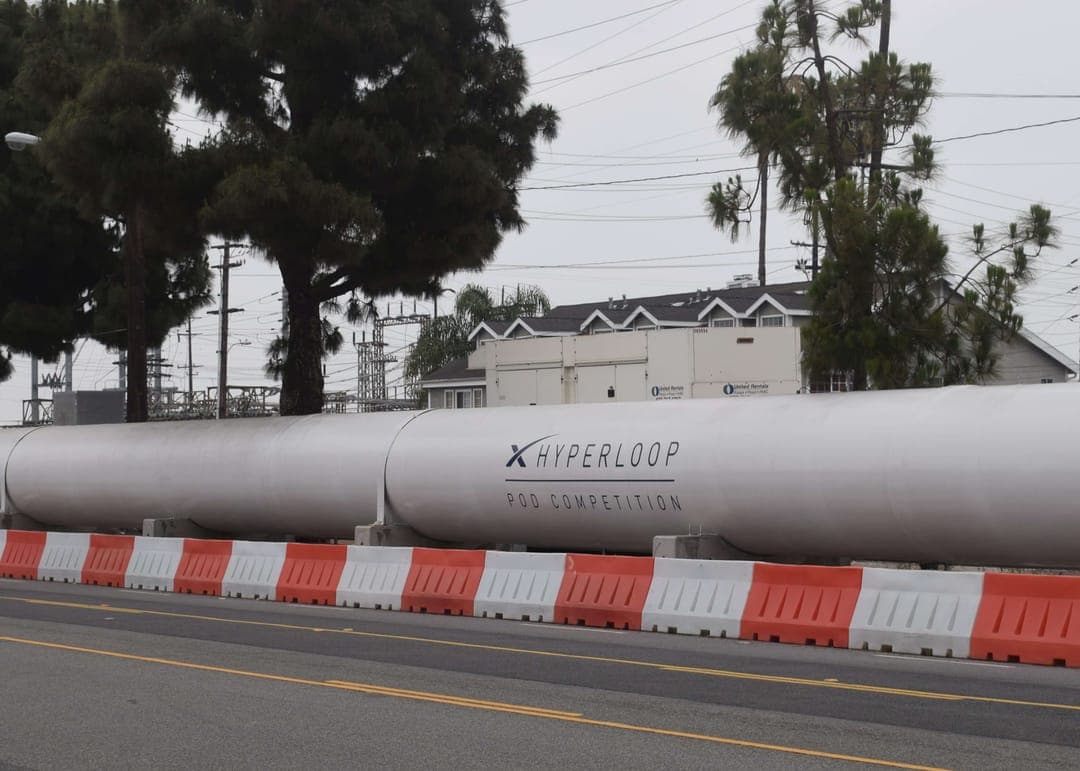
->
[355,524,442,548]
[0,512,47,531]
[653,534,752,560]
[142,517,217,539]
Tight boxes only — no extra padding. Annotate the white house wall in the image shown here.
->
[990,333,1072,385]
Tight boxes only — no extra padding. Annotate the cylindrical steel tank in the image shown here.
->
[1,427,38,516]
[386,385,1080,566]
[6,411,423,538]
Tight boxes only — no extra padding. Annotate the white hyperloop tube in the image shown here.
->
[1,384,1077,567]
[4,411,424,538]
[384,384,1080,566]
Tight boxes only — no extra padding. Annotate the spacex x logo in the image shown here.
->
[506,434,557,467]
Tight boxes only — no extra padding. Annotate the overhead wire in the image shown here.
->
[529,0,687,78]
[515,0,682,46]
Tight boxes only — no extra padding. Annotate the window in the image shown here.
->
[830,372,852,392]
[445,388,485,409]
[760,315,785,328]
[1041,378,1054,384]
[709,317,735,328]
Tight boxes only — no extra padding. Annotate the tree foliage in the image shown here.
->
[0,0,116,384]
[404,283,550,381]
[707,0,799,285]
[711,0,1056,389]
[158,1,558,414]
[11,0,212,418]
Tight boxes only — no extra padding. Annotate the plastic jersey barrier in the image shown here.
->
[221,541,287,600]
[402,548,486,616]
[971,573,1080,667]
[642,558,754,638]
[554,554,654,631]
[174,539,233,596]
[125,537,184,592]
[82,534,135,587]
[474,551,566,622]
[38,532,90,584]
[335,545,412,610]
[276,543,347,605]
[740,563,863,648]
[0,530,45,580]
[849,568,984,659]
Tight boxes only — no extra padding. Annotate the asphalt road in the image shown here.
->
[0,578,1077,770]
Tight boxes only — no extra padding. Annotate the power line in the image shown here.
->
[531,24,756,86]
[938,92,1080,99]
[522,118,1080,190]
[519,165,754,191]
[516,0,681,46]
[532,153,739,168]
[495,245,796,269]
[560,42,745,112]
[530,0,686,78]
[933,115,1080,145]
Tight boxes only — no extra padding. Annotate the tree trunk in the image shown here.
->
[757,153,768,286]
[124,203,148,423]
[279,257,324,415]
[805,2,846,183]
[867,0,891,206]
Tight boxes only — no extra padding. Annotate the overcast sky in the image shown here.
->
[3,0,1079,424]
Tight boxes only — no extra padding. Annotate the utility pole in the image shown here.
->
[178,317,199,404]
[150,346,163,397]
[29,355,39,425]
[792,235,820,280]
[209,243,244,419]
[63,349,73,392]
[117,350,127,391]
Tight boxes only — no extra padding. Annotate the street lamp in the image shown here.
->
[5,132,40,151]
[5,130,44,424]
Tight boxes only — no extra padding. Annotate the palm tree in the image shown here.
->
[707,1,797,286]
[405,283,550,381]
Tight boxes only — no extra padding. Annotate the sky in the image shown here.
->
[3,0,1079,424]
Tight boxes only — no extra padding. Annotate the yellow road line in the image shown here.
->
[2,593,1077,712]
[324,680,581,718]
[0,635,945,770]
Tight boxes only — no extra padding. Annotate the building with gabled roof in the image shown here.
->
[421,279,1077,410]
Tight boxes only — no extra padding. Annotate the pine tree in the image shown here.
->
[19,0,212,419]
[712,0,1056,389]
[0,1,114,384]
[160,1,558,414]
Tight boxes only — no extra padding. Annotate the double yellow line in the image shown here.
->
[0,634,944,770]
[2,594,1076,714]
